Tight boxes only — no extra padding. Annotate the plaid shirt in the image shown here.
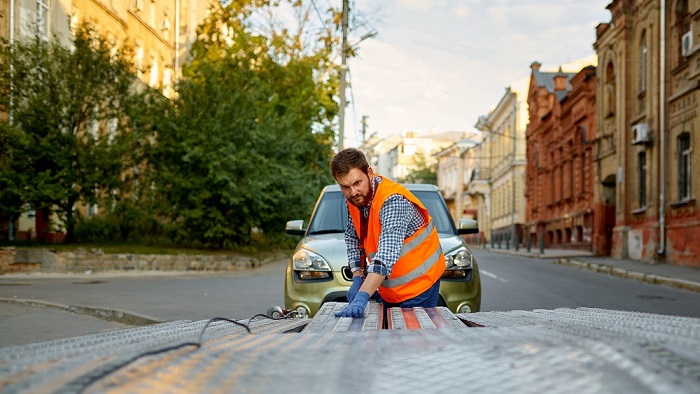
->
[345,176,427,277]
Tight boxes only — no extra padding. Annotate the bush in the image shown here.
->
[73,215,120,243]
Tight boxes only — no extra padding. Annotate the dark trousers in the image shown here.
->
[376,279,441,311]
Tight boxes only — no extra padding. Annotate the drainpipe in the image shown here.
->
[658,0,666,256]
[9,0,14,44]
[511,94,518,250]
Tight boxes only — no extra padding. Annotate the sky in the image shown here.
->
[339,0,612,147]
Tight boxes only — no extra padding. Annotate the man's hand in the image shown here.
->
[335,291,370,318]
[347,276,364,303]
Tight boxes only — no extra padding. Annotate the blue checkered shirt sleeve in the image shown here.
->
[345,210,362,273]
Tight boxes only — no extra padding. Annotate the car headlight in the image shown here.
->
[442,248,473,278]
[293,249,331,280]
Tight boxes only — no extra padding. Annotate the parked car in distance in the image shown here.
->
[285,184,481,318]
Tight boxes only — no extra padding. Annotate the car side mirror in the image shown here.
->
[285,220,306,236]
[457,219,479,235]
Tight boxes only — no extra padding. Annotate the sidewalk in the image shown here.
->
[481,245,700,294]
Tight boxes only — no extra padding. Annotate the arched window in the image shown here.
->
[678,133,691,201]
[639,31,647,93]
[638,151,647,208]
[605,61,616,117]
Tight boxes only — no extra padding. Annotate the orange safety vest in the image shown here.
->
[347,176,445,303]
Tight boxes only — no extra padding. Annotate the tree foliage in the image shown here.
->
[398,152,438,185]
[148,0,338,247]
[0,23,157,242]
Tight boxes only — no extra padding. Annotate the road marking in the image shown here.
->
[480,269,508,283]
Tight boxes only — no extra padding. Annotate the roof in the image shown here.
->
[532,68,577,96]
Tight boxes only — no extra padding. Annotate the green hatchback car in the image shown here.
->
[284,184,481,318]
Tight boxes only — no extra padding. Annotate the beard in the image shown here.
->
[349,188,371,208]
[349,194,367,208]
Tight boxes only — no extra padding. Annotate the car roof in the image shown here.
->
[323,183,439,192]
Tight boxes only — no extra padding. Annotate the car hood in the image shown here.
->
[296,232,468,271]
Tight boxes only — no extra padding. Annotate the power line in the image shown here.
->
[310,0,331,35]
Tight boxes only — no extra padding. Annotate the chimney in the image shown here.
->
[553,66,567,91]
[530,61,542,71]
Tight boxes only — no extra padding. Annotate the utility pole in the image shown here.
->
[338,0,349,150]
[361,115,368,143]
[8,0,15,241]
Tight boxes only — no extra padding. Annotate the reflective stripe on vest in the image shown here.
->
[367,221,443,288]
[381,239,443,288]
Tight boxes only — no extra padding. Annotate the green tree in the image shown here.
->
[399,151,438,185]
[0,23,157,242]
[149,0,338,247]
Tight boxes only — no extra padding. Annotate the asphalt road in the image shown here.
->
[2,249,700,347]
[0,257,289,322]
[473,249,700,318]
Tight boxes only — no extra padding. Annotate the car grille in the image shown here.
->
[341,266,352,281]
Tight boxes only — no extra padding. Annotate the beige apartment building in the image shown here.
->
[435,135,481,218]
[594,0,700,266]
[435,136,490,244]
[361,130,465,183]
[475,87,528,248]
[1,0,216,92]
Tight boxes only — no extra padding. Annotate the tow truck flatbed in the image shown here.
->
[2,303,699,393]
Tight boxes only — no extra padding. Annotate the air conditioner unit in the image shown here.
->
[682,30,693,57]
[631,123,649,145]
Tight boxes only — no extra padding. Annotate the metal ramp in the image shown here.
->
[1,304,699,393]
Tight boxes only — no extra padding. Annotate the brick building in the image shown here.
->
[525,63,598,251]
[594,0,700,266]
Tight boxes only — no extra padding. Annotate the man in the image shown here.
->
[330,148,446,318]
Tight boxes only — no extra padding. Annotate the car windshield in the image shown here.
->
[306,189,457,235]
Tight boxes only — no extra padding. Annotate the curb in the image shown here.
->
[555,258,700,294]
[481,247,593,260]
[0,297,165,326]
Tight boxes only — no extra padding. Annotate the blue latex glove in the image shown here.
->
[335,291,370,318]
[347,276,364,303]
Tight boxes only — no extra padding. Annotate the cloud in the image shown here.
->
[346,0,612,142]
[396,0,434,11]
[453,5,470,18]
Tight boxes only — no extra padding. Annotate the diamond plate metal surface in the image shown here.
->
[1,306,699,393]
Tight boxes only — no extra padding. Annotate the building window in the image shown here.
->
[638,151,646,208]
[676,0,690,60]
[149,0,156,27]
[568,142,573,198]
[135,43,144,78]
[149,56,158,86]
[163,65,173,97]
[88,105,99,141]
[678,133,691,201]
[639,31,647,93]
[37,0,50,41]
[107,118,118,145]
[161,14,171,37]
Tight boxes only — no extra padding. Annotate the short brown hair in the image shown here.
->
[330,148,369,178]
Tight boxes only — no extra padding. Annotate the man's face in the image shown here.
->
[336,167,374,208]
